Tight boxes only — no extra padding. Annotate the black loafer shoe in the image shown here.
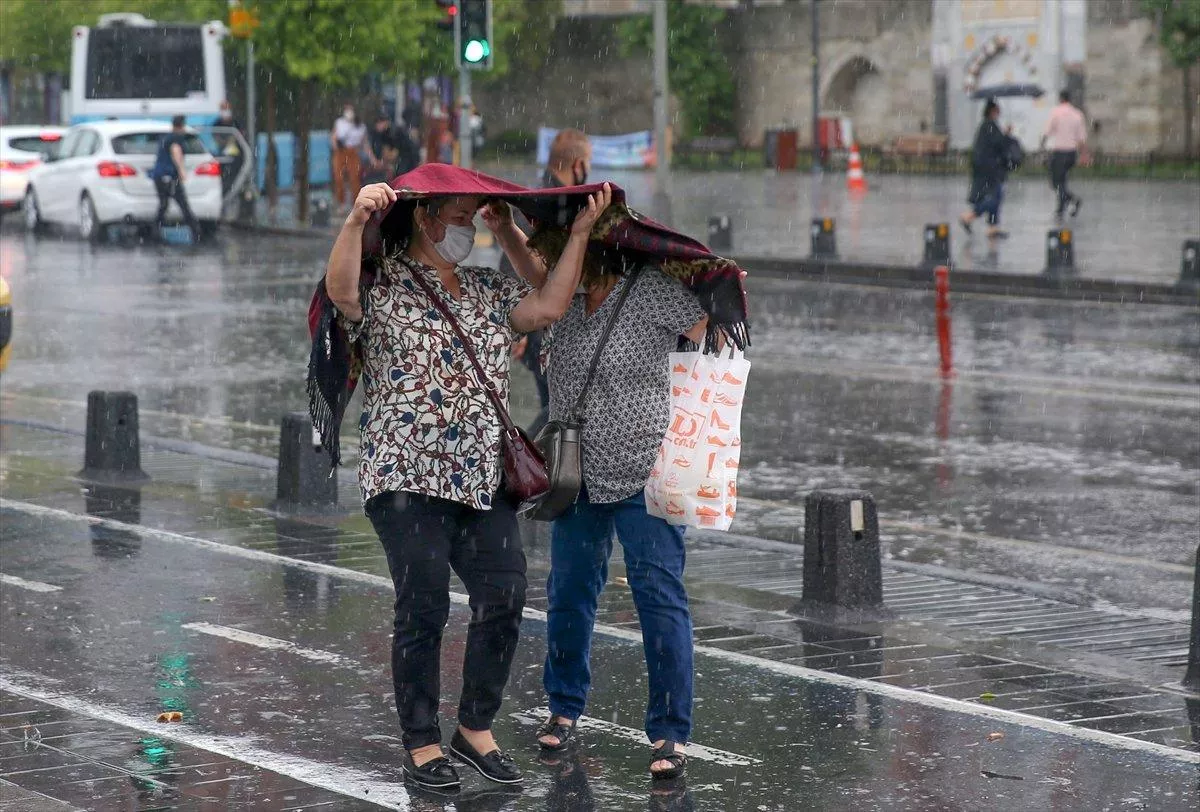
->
[402,752,461,790]
[450,731,524,784]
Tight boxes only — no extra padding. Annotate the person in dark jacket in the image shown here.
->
[960,99,1020,240]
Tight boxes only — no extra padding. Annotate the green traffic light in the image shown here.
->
[464,39,488,63]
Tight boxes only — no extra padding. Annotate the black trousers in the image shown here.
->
[365,490,526,750]
[1049,150,1078,215]
[154,176,200,236]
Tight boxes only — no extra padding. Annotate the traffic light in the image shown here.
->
[435,0,457,31]
[455,0,492,70]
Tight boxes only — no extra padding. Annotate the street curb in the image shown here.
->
[227,220,334,240]
[736,254,1200,307]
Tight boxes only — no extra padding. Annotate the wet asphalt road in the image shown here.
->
[1,225,1196,616]
[2,506,1197,811]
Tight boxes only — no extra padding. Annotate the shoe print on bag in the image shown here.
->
[725,458,739,470]
[672,455,692,468]
[710,411,731,431]
[713,393,739,407]
[667,501,686,517]
[697,485,720,500]
[695,505,722,526]
[707,436,729,448]
[673,363,690,374]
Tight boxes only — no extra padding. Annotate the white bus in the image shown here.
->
[68,13,228,127]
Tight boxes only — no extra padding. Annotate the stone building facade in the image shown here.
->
[476,0,1198,157]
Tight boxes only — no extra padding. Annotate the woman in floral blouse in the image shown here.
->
[325,181,611,790]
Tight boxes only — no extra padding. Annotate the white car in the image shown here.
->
[23,120,221,240]
[0,126,66,217]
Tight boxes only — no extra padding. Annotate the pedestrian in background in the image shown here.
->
[498,128,593,435]
[959,98,1021,241]
[149,115,201,242]
[1042,89,1089,221]
[211,100,245,198]
[330,103,367,214]
[364,114,398,185]
[320,175,611,790]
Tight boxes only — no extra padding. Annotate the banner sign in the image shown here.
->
[537,127,654,169]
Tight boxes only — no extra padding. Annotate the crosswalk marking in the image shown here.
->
[0,573,62,593]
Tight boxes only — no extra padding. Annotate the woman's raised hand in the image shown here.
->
[569,182,612,238]
[481,200,514,233]
[350,183,398,226]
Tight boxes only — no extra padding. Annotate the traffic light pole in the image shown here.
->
[652,0,671,224]
[458,67,472,170]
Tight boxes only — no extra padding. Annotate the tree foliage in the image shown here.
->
[1142,0,1200,67]
[618,0,736,139]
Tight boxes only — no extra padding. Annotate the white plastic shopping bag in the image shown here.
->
[646,348,750,530]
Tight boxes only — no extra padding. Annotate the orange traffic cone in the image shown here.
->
[847,143,867,192]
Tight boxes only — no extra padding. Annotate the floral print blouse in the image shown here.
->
[341,251,532,509]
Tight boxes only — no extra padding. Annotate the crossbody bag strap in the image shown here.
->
[571,265,643,421]
[407,268,520,437]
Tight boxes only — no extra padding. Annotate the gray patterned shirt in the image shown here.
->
[545,267,706,504]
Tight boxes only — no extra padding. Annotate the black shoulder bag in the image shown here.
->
[529,267,643,521]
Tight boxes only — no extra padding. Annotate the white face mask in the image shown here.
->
[430,218,476,265]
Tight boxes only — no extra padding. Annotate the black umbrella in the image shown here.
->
[971,84,1045,100]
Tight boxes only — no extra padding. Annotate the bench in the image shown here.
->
[882,134,950,172]
[677,136,741,168]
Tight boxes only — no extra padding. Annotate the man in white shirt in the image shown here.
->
[331,104,367,213]
[1042,90,1089,220]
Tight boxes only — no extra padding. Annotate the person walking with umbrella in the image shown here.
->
[960,98,1022,241]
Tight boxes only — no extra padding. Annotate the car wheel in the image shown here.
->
[79,194,102,242]
[24,188,45,233]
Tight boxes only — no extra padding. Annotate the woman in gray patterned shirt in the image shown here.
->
[502,232,710,780]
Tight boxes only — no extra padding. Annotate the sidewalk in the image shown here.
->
[2,417,1196,757]
[235,169,1200,302]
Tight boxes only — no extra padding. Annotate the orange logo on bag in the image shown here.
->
[669,410,704,439]
[697,485,720,500]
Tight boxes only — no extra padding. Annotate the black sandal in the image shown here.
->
[536,716,576,751]
[650,741,687,780]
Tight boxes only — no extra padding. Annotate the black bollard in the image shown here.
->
[1046,228,1075,275]
[1185,543,1199,692]
[801,489,884,611]
[707,215,732,254]
[276,412,337,508]
[311,198,331,229]
[810,218,837,260]
[80,391,148,482]
[923,223,950,267]
[1180,239,1199,288]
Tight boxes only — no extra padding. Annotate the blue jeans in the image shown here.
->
[544,488,693,744]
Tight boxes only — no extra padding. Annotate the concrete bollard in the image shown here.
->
[80,391,148,482]
[276,412,337,508]
[1046,228,1075,275]
[707,215,732,254]
[810,218,837,260]
[1185,543,1199,692]
[1180,239,1199,288]
[923,223,950,267]
[801,489,884,611]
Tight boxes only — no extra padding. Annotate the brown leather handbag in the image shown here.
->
[408,270,550,507]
